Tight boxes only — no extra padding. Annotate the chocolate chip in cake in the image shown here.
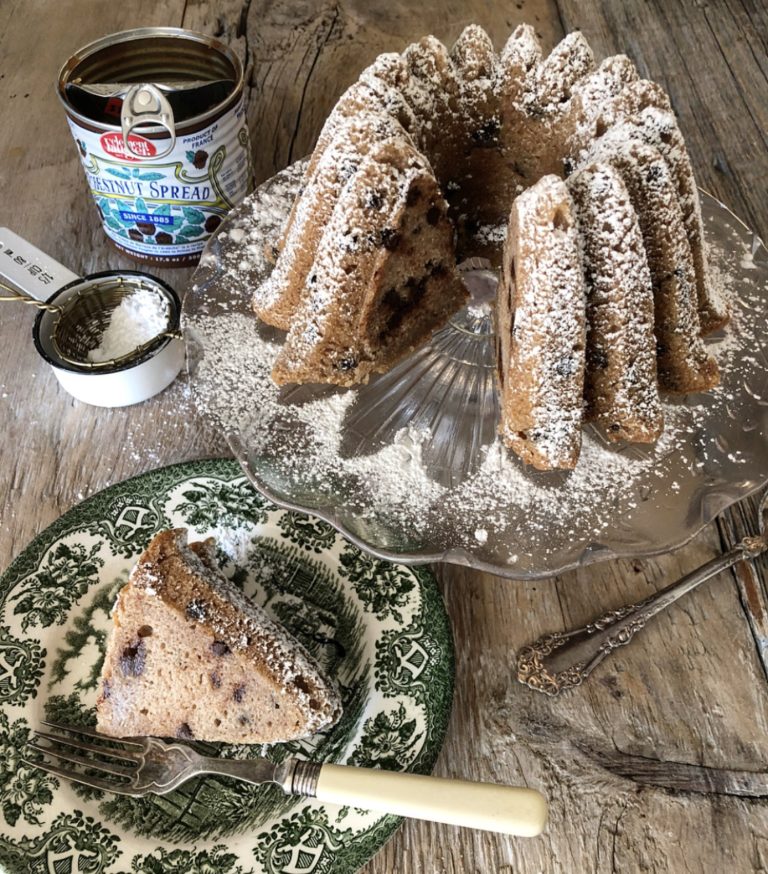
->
[294,675,311,695]
[119,638,146,677]
[101,678,112,700]
[339,159,357,183]
[404,275,429,301]
[592,348,609,370]
[383,288,400,310]
[137,625,153,638]
[471,118,500,145]
[238,714,250,726]
[554,356,576,377]
[186,599,208,622]
[406,186,422,206]
[211,639,231,656]
[426,206,441,226]
[335,356,358,372]
[646,164,663,183]
[379,228,401,251]
[233,683,246,703]
[176,722,195,739]
[210,671,222,689]
[366,191,384,210]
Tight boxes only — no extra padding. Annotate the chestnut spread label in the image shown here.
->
[68,93,251,263]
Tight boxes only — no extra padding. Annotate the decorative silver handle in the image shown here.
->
[517,532,768,696]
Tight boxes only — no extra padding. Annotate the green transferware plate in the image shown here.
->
[0,458,454,874]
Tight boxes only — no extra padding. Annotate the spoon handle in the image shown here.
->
[517,533,768,696]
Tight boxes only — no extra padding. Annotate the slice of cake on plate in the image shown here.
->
[96,528,342,743]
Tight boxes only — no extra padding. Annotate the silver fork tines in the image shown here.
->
[23,722,311,798]
[24,722,148,795]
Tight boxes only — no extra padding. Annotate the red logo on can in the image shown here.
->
[99,132,157,161]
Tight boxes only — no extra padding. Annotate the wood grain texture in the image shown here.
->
[1,1,767,872]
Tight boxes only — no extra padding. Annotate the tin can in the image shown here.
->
[58,27,253,267]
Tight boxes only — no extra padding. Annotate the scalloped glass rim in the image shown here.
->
[184,164,768,580]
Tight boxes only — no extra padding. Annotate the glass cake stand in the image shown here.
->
[183,159,768,579]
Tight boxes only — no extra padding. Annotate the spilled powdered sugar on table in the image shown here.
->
[182,162,768,577]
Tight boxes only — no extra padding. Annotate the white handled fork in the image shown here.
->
[26,722,547,837]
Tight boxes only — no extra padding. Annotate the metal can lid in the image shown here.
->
[58,27,243,137]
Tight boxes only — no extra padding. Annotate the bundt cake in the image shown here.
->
[251,23,727,470]
[96,529,342,743]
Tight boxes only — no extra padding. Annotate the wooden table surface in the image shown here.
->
[2,1,768,871]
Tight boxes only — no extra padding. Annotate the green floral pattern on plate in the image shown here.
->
[0,459,454,873]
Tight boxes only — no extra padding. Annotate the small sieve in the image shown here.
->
[1,226,184,406]
[2,273,179,370]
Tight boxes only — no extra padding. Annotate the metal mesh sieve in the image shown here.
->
[2,272,180,370]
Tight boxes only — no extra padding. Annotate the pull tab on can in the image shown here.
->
[121,84,176,158]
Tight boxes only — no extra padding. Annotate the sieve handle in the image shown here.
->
[0,228,80,301]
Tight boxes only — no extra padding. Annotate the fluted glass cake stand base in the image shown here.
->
[184,159,768,579]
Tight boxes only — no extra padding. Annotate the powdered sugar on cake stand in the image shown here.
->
[183,161,768,579]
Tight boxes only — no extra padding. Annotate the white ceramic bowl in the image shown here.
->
[32,271,184,407]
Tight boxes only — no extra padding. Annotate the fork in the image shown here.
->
[25,722,547,837]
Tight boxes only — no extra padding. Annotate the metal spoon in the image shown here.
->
[516,489,768,696]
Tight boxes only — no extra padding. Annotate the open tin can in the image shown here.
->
[58,27,253,267]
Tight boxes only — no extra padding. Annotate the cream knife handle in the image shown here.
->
[314,764,547,836]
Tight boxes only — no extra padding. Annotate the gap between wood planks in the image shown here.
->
[588,744,768,799]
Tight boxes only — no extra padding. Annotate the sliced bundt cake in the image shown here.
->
[96,529,342,743]
[247,23,728,471]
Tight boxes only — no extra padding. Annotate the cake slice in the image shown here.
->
[253,111,414,330]
[96,529,342,743]
[497,175,587,470]
[271,141,467,387]
[584,131,719,393]
[567,163,663,442]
